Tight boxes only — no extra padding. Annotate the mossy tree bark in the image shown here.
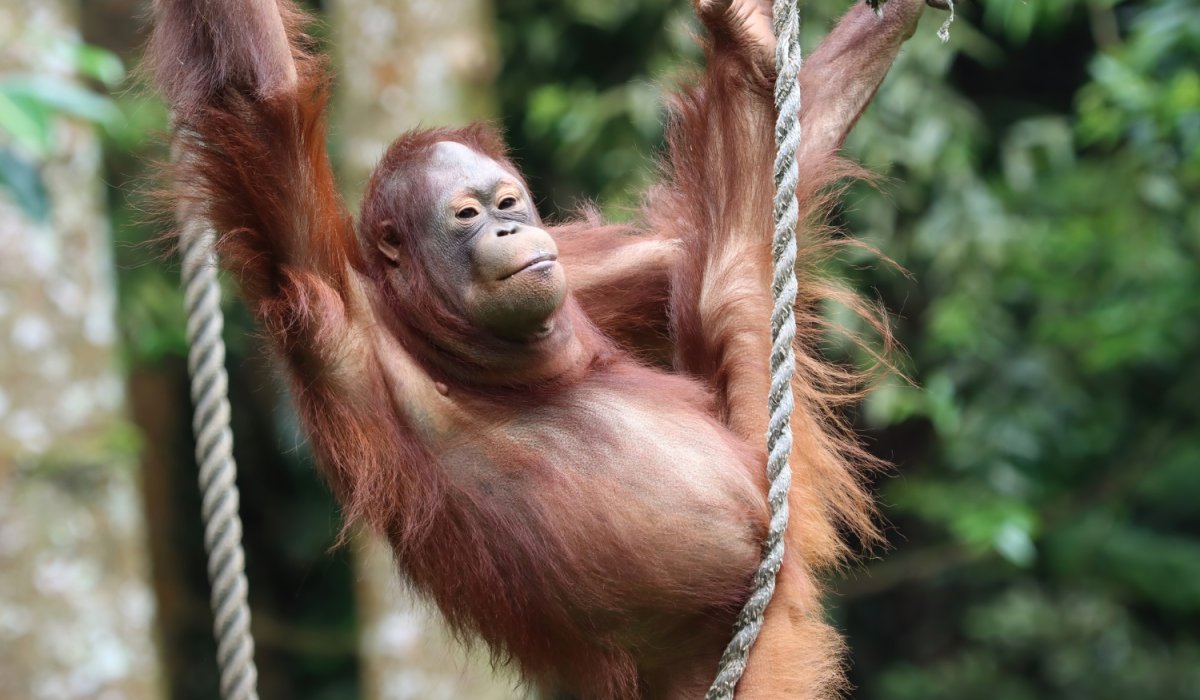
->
[0,1,163,698]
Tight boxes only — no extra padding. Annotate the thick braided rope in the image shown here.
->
[180,219,260,700]
[705,1,802,696]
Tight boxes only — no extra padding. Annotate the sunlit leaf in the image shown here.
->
[0,76,120,127]
[72,43,125,88]
[0,90,51,154]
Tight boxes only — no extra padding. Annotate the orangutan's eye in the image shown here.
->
[498,196,518,210]
[456,206,479,220]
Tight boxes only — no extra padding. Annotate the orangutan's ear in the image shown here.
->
[376,220,402,263]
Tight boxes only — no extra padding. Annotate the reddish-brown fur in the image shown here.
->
[148,0,935,696]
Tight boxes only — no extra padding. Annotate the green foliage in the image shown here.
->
[493,0,700,213]
[830,1,1200,696]
[0,38,124,221]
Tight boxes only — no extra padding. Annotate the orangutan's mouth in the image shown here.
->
[501,253,558,280]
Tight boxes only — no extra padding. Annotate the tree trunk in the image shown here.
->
[0,2,163,698]
[327,1,523,697]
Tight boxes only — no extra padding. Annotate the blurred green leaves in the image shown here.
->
[891,478,1041,566]
[981,0,1078,43]
[0,76,121,150]
[494,0,697,211]
[0,38,124,221]
[1077,0,1200,181]
[824,1,1200,696]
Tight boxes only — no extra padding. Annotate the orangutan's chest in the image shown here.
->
[439,388,766,581]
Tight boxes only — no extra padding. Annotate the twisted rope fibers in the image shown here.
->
[704,0,803,695]
[180,219,260,700]
[705,0,955,694]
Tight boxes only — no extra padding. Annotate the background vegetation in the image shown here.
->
[2,0,1197,698]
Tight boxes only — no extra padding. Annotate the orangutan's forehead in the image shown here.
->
[430,142,506,178]
[429,141,521,199]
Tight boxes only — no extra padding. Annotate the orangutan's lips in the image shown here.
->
[501,253,558,280]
